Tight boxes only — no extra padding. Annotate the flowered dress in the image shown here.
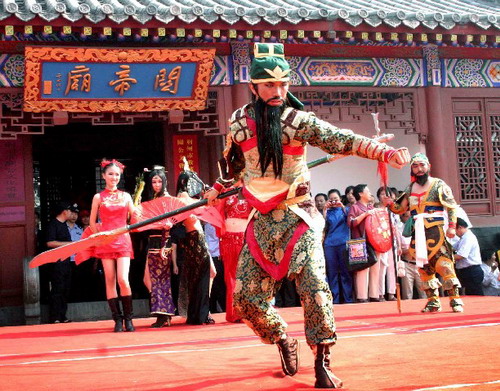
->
[147,230,175,316]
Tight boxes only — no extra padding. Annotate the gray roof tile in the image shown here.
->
[0,0,498,30]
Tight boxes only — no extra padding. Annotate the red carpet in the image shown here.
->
[1,296,499,390]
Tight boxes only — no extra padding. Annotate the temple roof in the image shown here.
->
[0,0,499,31]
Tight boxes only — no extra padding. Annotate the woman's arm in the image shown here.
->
[171,243,178,275]
[89,193,100,233]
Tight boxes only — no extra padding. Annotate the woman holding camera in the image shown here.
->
[323,189,353,304]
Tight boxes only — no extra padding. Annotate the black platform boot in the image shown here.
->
[314,344,343,389]
[151,314,171,328]
[277,336,299,376]
[121,295,135,332]
[107,297,123,332]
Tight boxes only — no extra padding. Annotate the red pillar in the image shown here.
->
[424,86,459,192]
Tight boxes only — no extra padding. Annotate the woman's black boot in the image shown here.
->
[107,297,123,332]
[121,295,135,332]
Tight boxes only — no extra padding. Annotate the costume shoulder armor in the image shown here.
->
[437,179,458,209]
[230,105,248,124]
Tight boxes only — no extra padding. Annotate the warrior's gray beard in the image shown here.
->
[254,98,285,178]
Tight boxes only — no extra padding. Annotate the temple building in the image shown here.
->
[0,0,498,325]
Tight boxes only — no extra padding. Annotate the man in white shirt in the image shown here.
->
[452,218,484,296]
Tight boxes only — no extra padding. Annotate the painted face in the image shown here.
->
[152,175,164,194]
[251,81,289,106]
[102,165,121,188]
[346,190,356,204]
[411,162,429,177]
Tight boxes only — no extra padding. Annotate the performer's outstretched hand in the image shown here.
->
[387,147,411,169]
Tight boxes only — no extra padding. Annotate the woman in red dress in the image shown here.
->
[89,159,135,332]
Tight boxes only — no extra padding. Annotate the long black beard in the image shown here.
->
[415,172,429,186]
[254,97,285,178]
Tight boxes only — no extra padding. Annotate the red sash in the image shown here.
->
[241,186,288,214]
[245,220,309,280]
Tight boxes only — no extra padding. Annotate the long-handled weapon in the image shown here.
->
[30,153,346,269]
[29,189,240,269]
[30,129,397,270]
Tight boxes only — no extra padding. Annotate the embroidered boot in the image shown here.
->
[121,295,135,332]
[447,286,464,313]
[277,335,299,376]
[421,289,441,313]
[107,297,123,332]
[314,344,343,389]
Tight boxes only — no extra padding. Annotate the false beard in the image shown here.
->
[254,97,285,178]
[415,172,429,186]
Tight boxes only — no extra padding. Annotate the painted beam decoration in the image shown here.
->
[443,59,500,87]
[291,57,424,87]
[23,46,216,112]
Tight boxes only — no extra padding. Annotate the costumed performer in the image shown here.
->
[383,152,464,313]
[89,159,136,332]
[205,43,410,388]
[216,180,252,322]
[140,166,178,328]
[176,169,216,325]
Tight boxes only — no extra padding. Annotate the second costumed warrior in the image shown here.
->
[205,43,410,388]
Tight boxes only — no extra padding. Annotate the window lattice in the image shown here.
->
[0,93,53,139]
[491,115,500,199]
[296,91,420,140]
[170,91,223,136]
[454,115,488,201]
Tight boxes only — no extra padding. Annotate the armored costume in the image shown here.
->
[209,43,409,389]
[389,153,463,312]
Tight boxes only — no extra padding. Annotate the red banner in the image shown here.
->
[172,134,199,181]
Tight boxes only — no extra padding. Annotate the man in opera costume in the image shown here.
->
[205,43,410,388]
[384,152,464,313]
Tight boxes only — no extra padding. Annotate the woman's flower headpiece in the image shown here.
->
[101,159,125,171]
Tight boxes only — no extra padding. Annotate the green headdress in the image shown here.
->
[410,153,430,165]
[250,43,291,84]
[250,43,304,110]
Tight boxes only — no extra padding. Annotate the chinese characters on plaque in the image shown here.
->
[60,64,183,97]
[24,47,216,112]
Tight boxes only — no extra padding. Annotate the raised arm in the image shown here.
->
[296,112,410,169]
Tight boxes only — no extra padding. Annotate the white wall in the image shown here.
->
[308,122,424,197]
